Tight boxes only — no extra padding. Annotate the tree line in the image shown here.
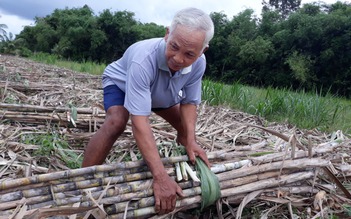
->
[0,1,350,97]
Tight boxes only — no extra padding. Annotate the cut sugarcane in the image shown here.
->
[175,162,183,181]
[184,161,200,182]
[180,161,188,181]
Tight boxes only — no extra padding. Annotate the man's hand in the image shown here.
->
[131,115,184,214]
[177,104,211,167]
[179,138,211,168]
[153,173,184,214]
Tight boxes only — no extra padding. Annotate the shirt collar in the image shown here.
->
[157,39,192,75]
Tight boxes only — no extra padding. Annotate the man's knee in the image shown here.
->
[103,106,129,134]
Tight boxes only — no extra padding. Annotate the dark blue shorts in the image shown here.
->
[103,84,178,112]
[103,85,125,111]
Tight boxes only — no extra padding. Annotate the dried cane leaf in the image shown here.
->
[236,190,263,219]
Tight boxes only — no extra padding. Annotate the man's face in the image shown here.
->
[164,25,207,73]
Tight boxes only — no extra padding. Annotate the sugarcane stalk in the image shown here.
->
[217,157,329,181]
[0,81,64,91]
[221,171,315,197]
[0,157,327,208]
[264,185,321,194]
[171,143,183,182]
[180,161,188,181]
[0,170,165,205]
[0,103,103,114]
[174,162,182,182]
[184,162,200,182]
[211,159,251,173]
[0,150,226,191]
[219,171,283,189]
[250,141,341,164]
[0,161,200,206]
[0,155,329,214]
[107,171,316,218]
[0,164,323,216]
[0,173,198,210]
[0,112,105,129]
[26,186,153,211]
[79,170,297,214]
[1,169,278,211]
[0,168,281,211]
[0,163,184,203]
[98,159,328,214]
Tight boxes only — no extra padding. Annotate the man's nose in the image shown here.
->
[173,53,184,64]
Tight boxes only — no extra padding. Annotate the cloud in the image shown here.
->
[0,0,262,24]
[0,13,33,37]
[0,0,62,20]
[0,0,346,35]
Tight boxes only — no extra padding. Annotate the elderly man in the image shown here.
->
[82,7,214,214]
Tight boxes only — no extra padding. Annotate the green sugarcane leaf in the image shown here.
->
[195,157,221,211]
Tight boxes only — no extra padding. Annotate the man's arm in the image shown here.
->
[131,115,165,176]
[179,104,210,167]
[131,115,183,214]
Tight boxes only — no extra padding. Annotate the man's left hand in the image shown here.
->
[178,139,210,167]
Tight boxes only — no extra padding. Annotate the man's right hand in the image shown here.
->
[153,173,184,214]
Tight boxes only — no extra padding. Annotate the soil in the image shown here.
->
[0,54,350,218]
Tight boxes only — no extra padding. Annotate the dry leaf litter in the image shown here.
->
[0,55,350,219]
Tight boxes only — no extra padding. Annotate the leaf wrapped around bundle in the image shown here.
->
[195,157,221,211]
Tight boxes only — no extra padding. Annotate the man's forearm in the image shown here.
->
[179,104,197,143]
[131,115,168,178]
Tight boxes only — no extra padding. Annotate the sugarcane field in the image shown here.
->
[0,54,351,219]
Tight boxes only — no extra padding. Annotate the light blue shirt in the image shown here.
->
[102,38,206,116]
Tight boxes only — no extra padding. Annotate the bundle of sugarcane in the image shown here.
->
[0,103,103,114]
[0,139,346,219]
[0,103,105,131]
[0,81,65,92]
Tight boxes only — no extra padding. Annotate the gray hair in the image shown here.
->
[169,7,214,48]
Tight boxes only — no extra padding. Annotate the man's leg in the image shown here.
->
[82,106,129,167]
[82,84,128,167]
[153,104,185,138]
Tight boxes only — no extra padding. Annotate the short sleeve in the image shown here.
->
[181,57,206,105]
[124,62,153,116]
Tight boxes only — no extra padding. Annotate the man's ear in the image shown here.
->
[202,46,209,54]
[164,27,170,41]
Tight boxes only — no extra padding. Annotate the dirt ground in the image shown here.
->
[1,54,350,218]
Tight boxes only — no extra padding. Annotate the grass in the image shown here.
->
[21,128,83,169]
[202,79,351,134]
[28,53,351,135]
[30,52,105,75]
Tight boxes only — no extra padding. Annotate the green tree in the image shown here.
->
[32,17,58,53]
[315,2,351,96]
[96,9,139,62]
[285,51,315,86]
[16,5,108,62]
[236,36,274,85]
[258,10,281,37]
[51,5,99,61]
[223,9,259,83]
[263,0,302,19]
[132,22,165,40]
[207,10,260,82]
[14,5,165,63]
[206,12,230,80]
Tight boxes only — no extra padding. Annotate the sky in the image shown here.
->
[0,0,347,36]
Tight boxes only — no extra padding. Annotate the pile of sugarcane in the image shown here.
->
[0,103,105,131]
[1,138,349,219]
